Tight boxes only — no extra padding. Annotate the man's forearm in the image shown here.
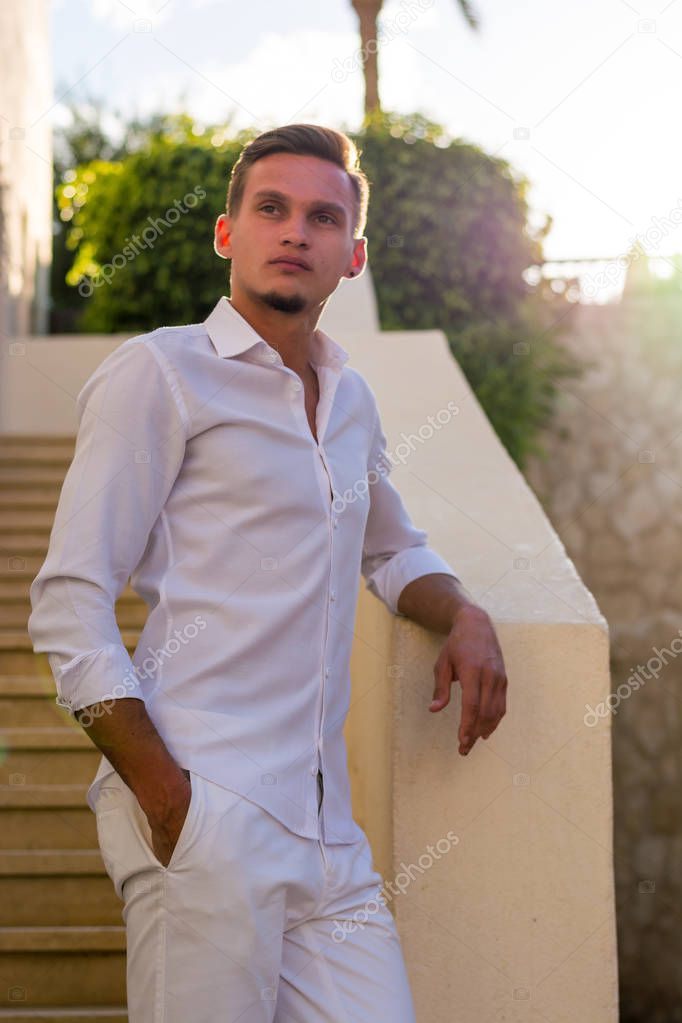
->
[74,697,188,822]
[396,573,480,633]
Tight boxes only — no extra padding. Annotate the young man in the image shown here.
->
[28,123,507,1021]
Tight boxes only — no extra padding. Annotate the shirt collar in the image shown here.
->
[204,295,350,371]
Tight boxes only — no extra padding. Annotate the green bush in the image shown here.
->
[58,125,242,331]
[351,110,582,466]
[57,110,581,466]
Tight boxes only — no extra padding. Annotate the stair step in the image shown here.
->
[0,853,121,929]
[0,584,140,601]
[0,634,40,649]
[0,560,52,579]
[0,699,78,732]
[0,926,124,954]
[0,468,69,487]
[0,653,63,675]
[0,436,75,447]
[0,699,77,729]
[0,600,147,631]
[0,632,140,651]
[0,537,52,556]
[0,809,98,851]
[0,489,61,510]
[0,749,100,788]
[0,851,105,876]
[0,511,55,531]
[0,727,100,787]
[0,1008,126,1021]
[0,785,89,810]
[0,853,119,929]
[0,585,38,605]
[0,678,57,697]
[0,436,128,1010]
[0,444,75,466]
[0,776,98,849]
[0,926,125,1007]
[0,728,91,749]
[0,607,31,630]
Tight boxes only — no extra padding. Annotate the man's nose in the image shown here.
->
[280,215,310,245]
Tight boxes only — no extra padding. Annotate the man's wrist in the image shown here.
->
[449,599,488,629]
[397,572,483,634]
[134,762,190,822]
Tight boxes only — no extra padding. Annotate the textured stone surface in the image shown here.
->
[525,291,682,1019]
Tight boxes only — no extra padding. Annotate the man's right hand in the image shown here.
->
[73,697,195,868]
[146,767,192,868]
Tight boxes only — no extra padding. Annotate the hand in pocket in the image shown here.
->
[148,768,192,869]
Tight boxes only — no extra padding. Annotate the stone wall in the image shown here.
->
[525,290,682,1022]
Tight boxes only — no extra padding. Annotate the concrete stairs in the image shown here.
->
[0,436,142,1020]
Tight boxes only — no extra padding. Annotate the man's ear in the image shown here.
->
[347,236,368,278]
[214,214,232,259]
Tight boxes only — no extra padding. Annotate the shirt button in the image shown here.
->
[310,763,318,775]
[330,589,336,601]
[292,380,302,392]
[268,350,278,362]
[325,667,331,678]
[332,518,339,529]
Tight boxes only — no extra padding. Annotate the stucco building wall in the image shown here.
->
[0,0,52,338]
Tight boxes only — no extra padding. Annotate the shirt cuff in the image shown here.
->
[51,642,146,714]
[369,547,460,617]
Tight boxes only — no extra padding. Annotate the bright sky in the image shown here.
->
[52,0,682,274]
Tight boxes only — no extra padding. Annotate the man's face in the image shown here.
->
[214,153,367,316]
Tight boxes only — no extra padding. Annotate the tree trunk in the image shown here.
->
[350,0,382,117]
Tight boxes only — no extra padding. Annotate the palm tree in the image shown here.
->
[350,0,480,118]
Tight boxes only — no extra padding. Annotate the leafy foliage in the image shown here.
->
[349,110,582,464]
[55,107,581,465]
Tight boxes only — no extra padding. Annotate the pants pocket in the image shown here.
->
[131,769,202,873]
[95,770,202,898]
[95,780,138,900]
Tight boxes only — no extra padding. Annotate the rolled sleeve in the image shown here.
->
[49,643,144,714]
[360,402,460,616]
[27,337,188,713]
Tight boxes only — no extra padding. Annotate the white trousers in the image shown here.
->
[94,767,418,1022]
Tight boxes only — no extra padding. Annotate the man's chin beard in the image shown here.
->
[259,288,307,314]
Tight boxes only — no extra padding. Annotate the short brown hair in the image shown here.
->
[226,124,370,239]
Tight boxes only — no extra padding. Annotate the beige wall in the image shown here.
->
[341,324,617,1021]
[0,336,132,434]
[0,0,52,337]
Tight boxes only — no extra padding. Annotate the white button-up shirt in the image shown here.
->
[28,296,458,844]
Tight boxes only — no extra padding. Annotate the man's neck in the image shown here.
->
[227,294,320,377]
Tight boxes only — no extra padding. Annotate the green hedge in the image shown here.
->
[56,110,581,466]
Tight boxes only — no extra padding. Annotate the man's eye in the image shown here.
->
[259,204,335,224]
